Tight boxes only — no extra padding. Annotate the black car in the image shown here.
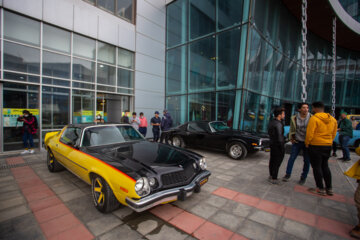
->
[164,121,270,160]
[44,123,211,213]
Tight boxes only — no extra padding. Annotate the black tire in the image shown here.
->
[47,149,64,172]
[91,175,120,213]
[354,140,360,149]
[171,135,186,148]
[227,142,247,160]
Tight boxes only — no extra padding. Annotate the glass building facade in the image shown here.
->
[1,9,134,151]
[165,0,360,132]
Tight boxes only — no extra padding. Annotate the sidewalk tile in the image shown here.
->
[283,207,317,227]
[150,204,184,221]
[213,187,238,199]
[257,199,286,216]
[169,211,206,234]
[34,203,70,223]
[48,224,93,240]
[23,188,55,202]
[21,184,49,195]
[193,221,233,240]
[18,178,44,189]
[29,196,63,212]
[230,233,249,240]
[40,213,81,238]
[6,157,25,165]
[316,216,353,239]
[233,193,260,207]
[294,185,347,204]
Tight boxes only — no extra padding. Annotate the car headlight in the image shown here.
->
[148,177,157,187]
[135,177,150,197]
[199,158,207,170]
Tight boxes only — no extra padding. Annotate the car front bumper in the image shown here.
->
[125,170,211,212]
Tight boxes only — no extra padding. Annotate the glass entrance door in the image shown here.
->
[96,93,131,123]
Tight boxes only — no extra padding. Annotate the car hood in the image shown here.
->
[217,129,268,139]
[83,141,201,178]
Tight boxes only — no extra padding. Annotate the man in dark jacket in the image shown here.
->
[17,110,37,154]
[160,109,173,144]
[121,111,130,124]
[338,112,353,161]
[268,107,286,184]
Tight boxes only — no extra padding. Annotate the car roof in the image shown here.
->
[66,123,130,130]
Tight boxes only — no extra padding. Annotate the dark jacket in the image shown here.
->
[338,118,353,138]
[17,114,37,135]
[121,115,129,124]
[161,113,173,131]
[268,119,285,146]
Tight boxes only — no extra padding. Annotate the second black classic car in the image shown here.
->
[164,121,270,160]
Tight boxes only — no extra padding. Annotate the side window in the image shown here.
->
[60,127,82,146]
[188,123,206,132]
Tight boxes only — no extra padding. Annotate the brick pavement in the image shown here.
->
[0,147,358,240]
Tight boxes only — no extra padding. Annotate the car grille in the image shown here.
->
[161,165,196,188]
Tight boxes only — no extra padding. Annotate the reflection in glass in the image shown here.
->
[73,58,95,83]
[97,64,116,85]
[4,72,40,83]
[118,48,134,69]
[189,37,215,92]
[188,92,215,121]
[73,34,96,59]
[189,0,215,39]
[4,11,40,46]
[117,68,133,88]
[4,42,40,74]
[72,81,95,90]
[43,24,71,53]
[42,87,69,129]
[217,0,243,29]
[167,0,187,47]
[42,78,70,87]
[167,95,187,126]
[73,90,95,124]
[98,0,115,13]
[217,91,235,127]
[167,46,187,94]
[43,51,71,79]
[98,42,116,64]
[116,0,133,21]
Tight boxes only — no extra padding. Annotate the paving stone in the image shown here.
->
[0,196,26,211]
[248,210,281,229]
[315,205,355,225]
[127,212,165,235]
[58,188,86,202]
[215,174,234,182]
[0,205,31,223]
[51,183,78,194]
[86,214,123,236]
[201,183,218,193]
[319,198,349,213]
[311,230,347,240]
[146,224,188,240]
[112,206,134,220]
[222,201,253,218]
[275,231,302,240]
[236,219,275,240]
[189,203,219,219]
[203,195,228,208]
[0,184,19,194]
[209,210,244,232]
[280,219,314,240]
[65,196,105,223]
[262,191,290,205]
[0,190,22,201]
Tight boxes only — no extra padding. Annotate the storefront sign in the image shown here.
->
[3,108,39,127]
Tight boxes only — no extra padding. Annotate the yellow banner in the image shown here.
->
[3,108,39,116]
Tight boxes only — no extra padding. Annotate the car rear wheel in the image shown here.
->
[172,136,185,148]
[47,149,64,172]
[228,142,247,160]
[91,175,120,213]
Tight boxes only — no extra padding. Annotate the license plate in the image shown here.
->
[199,178,208,186]
[264,148,270,152]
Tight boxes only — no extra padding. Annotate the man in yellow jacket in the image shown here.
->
[305,101,337,196]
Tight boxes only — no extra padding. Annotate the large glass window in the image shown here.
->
[42,87,70,129]
[73,58,95,83]
[189,0,215,39]
[98,42,116,64]
[117,68,133,88]
[97,64,116,85]
[217,91,236,127]
[167,46,187,95]
[43,51,71,79]
[116,0,133,21]
[217,0,243,29]
[188,92,215,121]
[4,41,40,74]
[167,0,187,47]
[118,48,134,69]
[43,24,71,54]
[4,11,40,46]
[189,37,215,92]
[167,95,187,126]
[73,34,96,60]
[73,90,95,124]
[98,0,115,13]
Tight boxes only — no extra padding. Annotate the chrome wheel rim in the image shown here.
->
[230,145,242,158]
[172,137,181,147]
[92,177,105,206]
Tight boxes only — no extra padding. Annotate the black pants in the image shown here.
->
[308,145,332,190]
[152,128,160,142]
[332,141,337,154]
[160,132,170,144]
[269,144,285,180]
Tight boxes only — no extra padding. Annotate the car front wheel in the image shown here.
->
[91,175,120,213]
[228,142,247,160]
[172,135,185,148]
[47,149,64,172]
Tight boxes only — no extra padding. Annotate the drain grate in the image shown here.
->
[0,160,45,170]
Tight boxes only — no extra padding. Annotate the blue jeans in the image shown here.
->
[23,132,34,148]
[285,141,310,179]
[139,127,147,137]
[339,135,351,159]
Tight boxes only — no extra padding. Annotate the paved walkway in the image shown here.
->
[0,146,358,240]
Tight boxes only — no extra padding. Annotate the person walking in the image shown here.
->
[268,107,286,184]
[151,111,161,142]
[305,101,337,196]
[139,112,148,137]
[338,112,353,162]
[131,112,140,130]
[160,109,173,144]
[282,103,311,185]
[17,110,38,154]
[121,111,130,124]
[349,146,360,239]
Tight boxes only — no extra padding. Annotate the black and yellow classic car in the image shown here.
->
[44,123,210,213]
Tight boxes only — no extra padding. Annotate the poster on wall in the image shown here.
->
[3,108,39,127]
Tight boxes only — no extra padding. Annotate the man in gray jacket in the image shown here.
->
[283,103,311,185]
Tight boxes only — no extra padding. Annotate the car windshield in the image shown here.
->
[210,121,230,132]
[82,125,144,147]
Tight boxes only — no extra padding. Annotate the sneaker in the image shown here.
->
[282,174,291,182]
[326,188,334,196]
[20,150,29,154]
[29,149,35,154]
[337,157,346,160]
[298,178,306,185]
[350,226,360,239]
[308,188,326,196]
[343,158,351,162]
